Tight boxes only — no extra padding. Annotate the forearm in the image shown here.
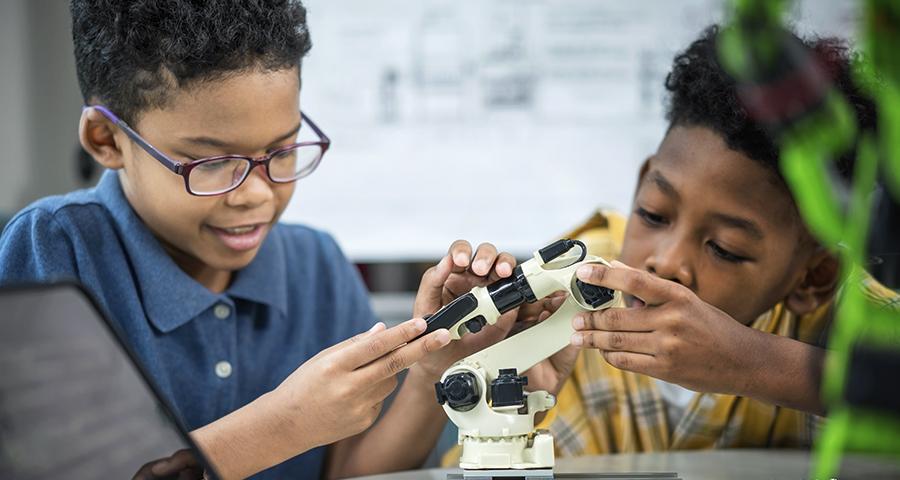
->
[326,367,446,478]
[191,389,313,480]
[739,329,827,416]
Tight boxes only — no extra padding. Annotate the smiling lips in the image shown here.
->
[208,223,269,251]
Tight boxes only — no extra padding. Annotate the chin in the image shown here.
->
[207,250,259,272]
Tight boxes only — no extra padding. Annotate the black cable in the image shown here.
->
[573,239,587,263]
[538,238,588,267]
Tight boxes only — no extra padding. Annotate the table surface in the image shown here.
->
[350,449,900,480]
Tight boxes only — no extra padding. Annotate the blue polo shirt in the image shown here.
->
[0,170,378,479]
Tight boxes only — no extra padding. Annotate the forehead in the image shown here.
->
[134,67,301,146]
[644,126,798,231]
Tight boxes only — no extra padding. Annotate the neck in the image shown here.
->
[161,242,233,293]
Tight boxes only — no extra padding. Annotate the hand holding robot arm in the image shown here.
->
[417,239,620,472]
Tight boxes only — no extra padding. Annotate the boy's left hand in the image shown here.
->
[409,240,519,383]
[570,261,763,395]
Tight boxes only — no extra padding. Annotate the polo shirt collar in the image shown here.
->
[227,228,288,315]
[94,170,286,332]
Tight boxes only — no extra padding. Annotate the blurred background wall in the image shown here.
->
[0,1,86,218]
[0,0,860,324]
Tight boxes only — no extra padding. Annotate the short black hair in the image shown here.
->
[71,0,312,125]
[664,25,877,185]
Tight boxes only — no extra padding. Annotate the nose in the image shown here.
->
[644,235,694,289]
[224,166,275,209]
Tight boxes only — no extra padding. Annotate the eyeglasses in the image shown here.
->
[87,105,330,196]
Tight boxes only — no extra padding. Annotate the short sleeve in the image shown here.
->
[0,209,79,286]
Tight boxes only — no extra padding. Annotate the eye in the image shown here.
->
[707,241,750,263]
[636,207,668,227]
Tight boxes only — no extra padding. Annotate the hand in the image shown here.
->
[132,449,203,480]
[513,291,579,396]
[274,319,452,449]
[569,261,761,395]
[409,241,518,382]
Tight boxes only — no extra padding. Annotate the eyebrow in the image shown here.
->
[645,169,765,240]
[647,170,680,200]
[710,212,765,240]
[180,118,303,150]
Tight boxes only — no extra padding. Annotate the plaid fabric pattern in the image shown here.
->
[542,211,898,456]
[441,210,897,465]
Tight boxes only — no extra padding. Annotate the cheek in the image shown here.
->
[125,165,216,236]
[696,261,794,325]
[272,182,296,217]
[618,217,656,267]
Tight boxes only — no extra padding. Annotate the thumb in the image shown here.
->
[550,344,580,380]
[413,254,453,317]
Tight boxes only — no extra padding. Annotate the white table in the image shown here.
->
[350,449,900,480]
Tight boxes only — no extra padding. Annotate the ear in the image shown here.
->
[79,107,126,170]
[785,248,841,316]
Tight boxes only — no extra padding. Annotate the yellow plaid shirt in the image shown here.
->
[443,210,899,464]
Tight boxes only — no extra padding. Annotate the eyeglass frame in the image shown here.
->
[86,104,331,196]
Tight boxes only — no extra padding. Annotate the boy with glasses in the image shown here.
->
[0,1,523,478]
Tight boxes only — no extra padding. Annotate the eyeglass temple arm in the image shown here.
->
[301,112,330,151]
[84,105,185,175]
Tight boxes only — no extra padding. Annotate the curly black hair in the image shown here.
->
[664,25,877,184]
[71,0,312,125]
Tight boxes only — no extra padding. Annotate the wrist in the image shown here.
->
[263,386,320,452]
[408,364,442,389]
[727,325,768,398]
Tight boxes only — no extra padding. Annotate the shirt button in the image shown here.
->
[213,304,231,319]
[215,361,232,379]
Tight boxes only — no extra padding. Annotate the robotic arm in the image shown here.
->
[419,239,620,472]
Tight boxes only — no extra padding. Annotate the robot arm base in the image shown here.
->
[459,431,555,470]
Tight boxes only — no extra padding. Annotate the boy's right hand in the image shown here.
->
[272,318,451,449]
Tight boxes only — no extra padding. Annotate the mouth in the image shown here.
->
[207,222,269,252]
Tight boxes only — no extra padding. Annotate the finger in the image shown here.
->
[149,449,198,476]
[487,252,517,282]
[413,255,453,317]
[320,321,385,358]
[448,240,474,271]
[358,328,452,382]
[470,242,499,276]
[570,330,655,355]
[544,292,567,312]
[572,307,654,333]
[601,350,657,376]
[517,291,567,321]
[576,263,680,306]
[178,469,204,480]
[548,344,581,381]
[341,318,428,369]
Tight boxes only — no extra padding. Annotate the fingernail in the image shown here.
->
[570,333,583,346]
[412,318,427,331]
[572,316,584,330]
[369,322,385,333]
[454,253,469,266]
[434,329,451,346]
[498,263,513,277]
[473,260,489,274]
[552,295,566,307]
[577,265,594,280]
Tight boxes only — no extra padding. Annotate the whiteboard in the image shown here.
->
[283,0,858,261]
